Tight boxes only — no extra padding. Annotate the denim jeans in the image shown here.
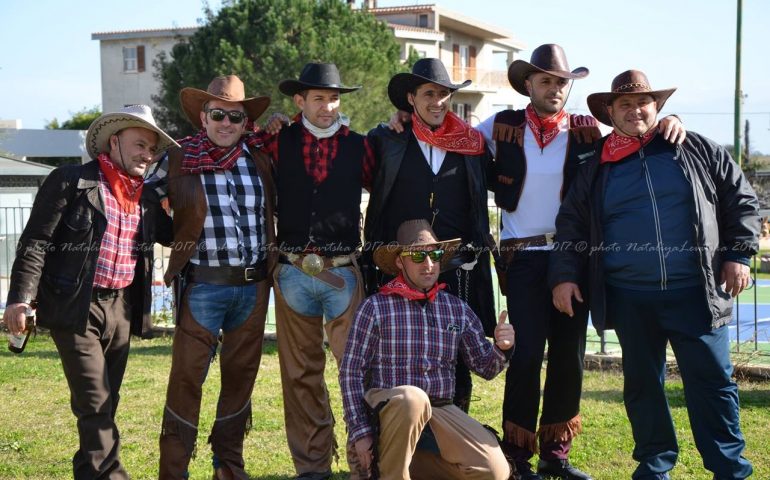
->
[186,282,258,336]
[276,264,357,320]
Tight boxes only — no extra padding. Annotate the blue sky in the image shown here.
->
[2,0,768,153]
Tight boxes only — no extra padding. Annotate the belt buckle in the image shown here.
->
[301,253,324,276]
[544,233,555,245]
[244,267,255,281]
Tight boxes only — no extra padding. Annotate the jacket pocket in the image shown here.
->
[64,210,93,231]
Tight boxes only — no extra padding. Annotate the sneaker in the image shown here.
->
[537,459,593,480]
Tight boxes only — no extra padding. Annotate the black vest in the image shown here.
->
[492,109,596,211]
[276,123,364,255]
[383,136,472,243]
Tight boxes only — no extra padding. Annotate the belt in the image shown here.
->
[499,234,555,265]
[186,261,267,286]
[279,252,357,289]
[91,287,125,302]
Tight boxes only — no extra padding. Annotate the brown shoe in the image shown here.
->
[213,465,234,480]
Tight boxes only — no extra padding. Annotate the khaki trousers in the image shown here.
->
[274,264,364,476]
[364,386,510,480]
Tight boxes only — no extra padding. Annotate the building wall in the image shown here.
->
[99,36,179,113]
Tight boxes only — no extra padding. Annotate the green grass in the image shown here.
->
[1,335,768,479]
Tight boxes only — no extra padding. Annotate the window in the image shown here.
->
[416,49,427,58]
[123,45,146,73]
[452,103,472,123]
[418,14,428,28]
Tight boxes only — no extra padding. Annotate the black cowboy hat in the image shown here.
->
[507,44,589,97]
[587,70,677,126]
[387,58,471,112]
[279,62,361,97]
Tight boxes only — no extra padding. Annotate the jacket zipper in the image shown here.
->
[640,148,668,290]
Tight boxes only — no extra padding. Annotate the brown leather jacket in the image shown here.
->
[162,146,278,286]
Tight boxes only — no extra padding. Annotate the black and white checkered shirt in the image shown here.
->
[149,145,266,267]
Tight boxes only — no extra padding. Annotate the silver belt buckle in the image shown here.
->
[244,267,255,281]
[544,233,555,245]
[301,253,324,276]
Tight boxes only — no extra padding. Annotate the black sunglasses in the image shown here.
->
[400,249,445,263]
[205,108,247,124]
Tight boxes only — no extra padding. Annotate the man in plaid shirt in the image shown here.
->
[340,219,515,480]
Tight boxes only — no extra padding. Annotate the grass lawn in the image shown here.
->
[1,335,768,479]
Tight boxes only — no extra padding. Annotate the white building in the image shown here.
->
[92,3,526,125]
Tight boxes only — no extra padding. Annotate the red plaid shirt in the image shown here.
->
[258,116,376,189]
[92,170,141,289]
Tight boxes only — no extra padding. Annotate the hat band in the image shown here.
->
[614,83,651,93]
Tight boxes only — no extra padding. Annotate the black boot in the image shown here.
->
[537,459,593,480]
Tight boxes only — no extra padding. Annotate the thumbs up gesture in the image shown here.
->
[494,310,515,351]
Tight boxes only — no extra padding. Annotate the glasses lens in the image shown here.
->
[226,111,245,123]
[427,249,444,261]
[207,109,245,123]
[208,108,226,121]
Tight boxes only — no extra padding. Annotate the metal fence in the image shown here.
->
[1,206,767,358]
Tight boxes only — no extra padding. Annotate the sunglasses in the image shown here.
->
[205,108,247,124]
[400,249,445,263]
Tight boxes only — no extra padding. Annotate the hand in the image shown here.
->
[720,261,750,297]
[494,310,515,350]
[552,282,583,317]
[3,303,29,336]
[658,115,686,145]
[387,110,411,133]
[263,112,290,135]
[354,435,374,474]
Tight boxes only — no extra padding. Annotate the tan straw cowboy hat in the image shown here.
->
[373,219,461,276]
[85,104,178,160]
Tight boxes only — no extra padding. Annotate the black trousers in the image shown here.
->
[502,250,587,461]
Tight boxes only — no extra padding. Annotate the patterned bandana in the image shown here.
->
[180,121,264,174]
[411,111,485,155]
[96,153,144,214]
[379,273,446,302]
[601,129,657,163]
[525,104,568,151]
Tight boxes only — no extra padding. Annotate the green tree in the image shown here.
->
[153,0,406,138]
[45,106,102,130]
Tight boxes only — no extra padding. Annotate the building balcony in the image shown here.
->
[451,67,510,92]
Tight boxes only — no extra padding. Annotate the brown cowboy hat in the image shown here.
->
[587,70,677,126]
[179,75,271,129]
[279,62,361,97]
[388,58,471,112]
[373,219,461,276]
[507,44,589,97]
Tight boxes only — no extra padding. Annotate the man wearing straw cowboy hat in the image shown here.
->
[3,105,176,479]
[365,57,495,422]
[258,61,375,480]
[550,69,757,480]
[149,75,276,479]
[340,219,515,480]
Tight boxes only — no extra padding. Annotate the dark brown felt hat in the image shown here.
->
[180,75,271,129]
[587,69,676,126]
[507,43,589,96]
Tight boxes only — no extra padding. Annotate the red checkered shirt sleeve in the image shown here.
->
[339,297,380,444]
[362,137,376,192]
[255,129,279,165]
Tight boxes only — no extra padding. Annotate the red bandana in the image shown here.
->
[601,130,657,163]
[97,153,144,214]
[379,273,446,302]
[525,104,568,151]
[180,121,264,174]
[411,111,485,155]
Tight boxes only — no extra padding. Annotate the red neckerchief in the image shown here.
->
[96,153,144,214]
[379,273,446,302]
[601,129,657,163]
[525,104,568,151]
[411,111,485,155]
[179,121,263,174]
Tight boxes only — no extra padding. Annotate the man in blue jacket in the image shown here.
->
[550,70,757,480]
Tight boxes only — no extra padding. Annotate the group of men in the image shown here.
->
[3,42,757,480]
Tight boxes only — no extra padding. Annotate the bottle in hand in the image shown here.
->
[7,306,35,354]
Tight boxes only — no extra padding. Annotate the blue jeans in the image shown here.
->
[186,282,258,336]
[276,264,357,320]
[608,285,753,480]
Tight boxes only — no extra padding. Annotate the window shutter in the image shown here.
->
[464,103,472,122]
[469,46,477,68]
[137,45,146,72]
[453,44,459,67]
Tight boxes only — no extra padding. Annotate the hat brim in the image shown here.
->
[278,80,361,97]
[387,73,471,112]
[507,60,589,97]
[587,88,677,126]
[373,238,462,276]
[179,87,271,130]
[85,113,179,161]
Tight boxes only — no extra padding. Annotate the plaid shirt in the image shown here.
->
[339,291,507,443]
[93,170,141,289]
[258,118,376,189]
[150,145,266,266]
